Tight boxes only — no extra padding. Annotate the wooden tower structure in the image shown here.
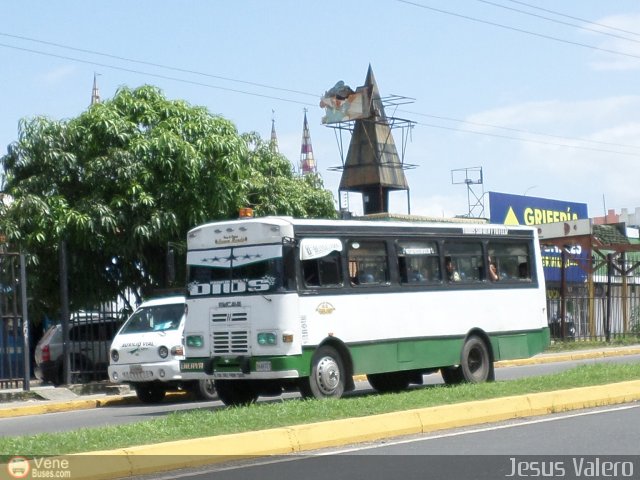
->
[323,66,416,215]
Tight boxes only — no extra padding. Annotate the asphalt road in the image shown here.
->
[137,403,640,480]
[1,354,639,437]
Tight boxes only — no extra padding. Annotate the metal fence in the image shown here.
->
[56,304,127,385]
[547,283,640,341]
[0,253,29,389]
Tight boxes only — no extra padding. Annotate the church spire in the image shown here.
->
[270,111,279,153]
[299,109,317,175]
[90,73,101,105]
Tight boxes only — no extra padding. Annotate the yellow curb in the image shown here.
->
[29,379,640,480]
[0,392,188,418]
[0,399,102,418]
[290,408,424,451]
[495,347,640,367]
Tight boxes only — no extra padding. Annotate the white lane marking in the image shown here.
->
[323,403,640,454]
[139,403,640,478]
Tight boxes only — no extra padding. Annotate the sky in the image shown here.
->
[2,0,640,220]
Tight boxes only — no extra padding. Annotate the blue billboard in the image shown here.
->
[489,192,589,283]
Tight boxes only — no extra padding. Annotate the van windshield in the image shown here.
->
[119,303,184,334]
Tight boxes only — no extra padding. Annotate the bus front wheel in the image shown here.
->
[303,345,345,399]
[460,335,492,383]
[216,380,258,407]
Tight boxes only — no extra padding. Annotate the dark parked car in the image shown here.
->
[34,313,122,385]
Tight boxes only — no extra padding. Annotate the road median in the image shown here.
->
[14,379,640,480]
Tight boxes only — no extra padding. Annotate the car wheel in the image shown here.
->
[193,379,217,400]
[135,382,166,404]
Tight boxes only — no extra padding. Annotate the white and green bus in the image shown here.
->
[182,216,549,405]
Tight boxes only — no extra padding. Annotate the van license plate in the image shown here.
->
[130,365,144,374]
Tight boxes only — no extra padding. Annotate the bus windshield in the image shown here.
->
[187,244,290,297]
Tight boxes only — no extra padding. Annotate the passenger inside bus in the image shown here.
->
[445,257,461,282]
[356,270,376,284]
[488,257,499,281]
[409,270,426,282]
[518,262,529,279]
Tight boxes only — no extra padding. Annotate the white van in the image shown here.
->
[108,296,215,403]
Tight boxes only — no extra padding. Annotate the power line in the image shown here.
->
[2,30,639,158]
[475,0,640,46]
[506,0,640,38]
[413,120,640,158]
[396,0,640,62]
[0,42,317,108]
[0,31,317,99]
[400,109,640,152]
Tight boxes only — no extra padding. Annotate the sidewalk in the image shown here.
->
[1,345,640,419]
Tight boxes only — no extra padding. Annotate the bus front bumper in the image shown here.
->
[181,355,306,379]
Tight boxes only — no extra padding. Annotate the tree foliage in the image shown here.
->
[0,85,336,317]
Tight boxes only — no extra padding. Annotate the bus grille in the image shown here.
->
[212,331,249,354]
[211,312,248,322]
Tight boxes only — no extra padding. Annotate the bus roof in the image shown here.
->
[188,216,537,237]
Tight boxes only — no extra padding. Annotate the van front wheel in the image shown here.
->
[197,379,217,400]
[135,382,166,404]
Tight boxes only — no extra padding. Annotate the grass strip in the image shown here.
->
[546,337,640,352]
[1,362,639,458]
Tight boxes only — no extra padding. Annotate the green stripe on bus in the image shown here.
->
[185,327,549,377]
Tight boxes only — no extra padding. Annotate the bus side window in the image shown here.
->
[348,240,389,286]
[302,250,342,288]
[444,242,483,283]
[488,242,531,282]
[397,241,440,285]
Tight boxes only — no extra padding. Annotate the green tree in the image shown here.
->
[0,85,336,318]
[242,132,336,218]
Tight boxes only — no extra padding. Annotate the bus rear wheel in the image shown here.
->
[440,366,464,385]
[460,335,492,383]
[304,345,345,399]
[216,380,258,407]
[366,372,410,393]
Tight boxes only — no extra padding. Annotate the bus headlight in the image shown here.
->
[186,335,204,348]
[257,332,277,346]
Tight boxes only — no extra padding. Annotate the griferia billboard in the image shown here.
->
[488,192,589,283]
